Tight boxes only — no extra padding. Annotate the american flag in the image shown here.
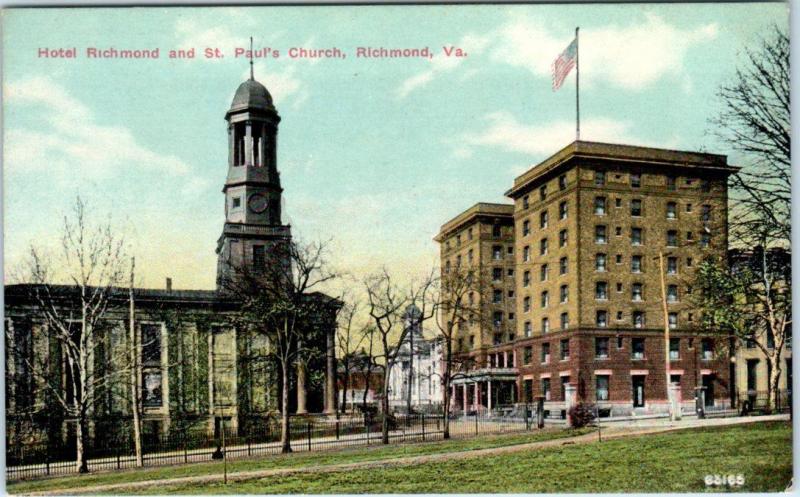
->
[552,37,577,91]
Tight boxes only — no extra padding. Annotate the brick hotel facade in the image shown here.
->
[436,141,739,416]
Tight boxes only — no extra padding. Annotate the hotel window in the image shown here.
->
[596,375,610,401]
[559,257,568,275]
[596,253,607,272]
[559,201,568,219]
[667,257,678,274]
[523,296,531,312]
[686,231,694,241]
[508,290,515,298]
[540,211,549,229]
[616,311,624,321]
[492,267,503,282]
[493,245,502,260]
[542,378,551,401]
[666,202,677,220]
[523,346,532,365]
[561,338,570,359]
[559,174,567,190]
[540,264,549,281]
[493,333,502,345]
[468,227,474,240]
[142,372,163,408]
[617,336,625,349]
[493,311,503,329]
[631,255,643,273]
[615,198,622,208]
[560,285,569,303]
[523,246,531,262]
[667,175,677,191]
[493,224,502,238]
[686,203,693,213]
[701,179,711,192]
[667,230,678,247]
[632,283,643,302]
[595,170,605,186]
[633,311,645,329]
[560,313,569,330]
[540,238,548,256]
[616,226,622,237]
[468,249,474,264]
[595,337,609,358]
[631,172,641,188]
[616,282,623,293]
[541,342,551,363]
[686,257,693,267]
[702,205,711,222]
[541,291,549,308]
[667,285,678,303]
[594,197,606,215]
[542,318,550,334]
[523,271,531,287]
[631,228,643,246]
[595,281,608,300]
[508,246,514,255]
[559,230,568,247]
[142,324,162,366]
[539,185,547,200]
[232,196,242,209]
[524,321,532,337]
[668,312,678,329]
[493,289,502,303]
[616,254,623,264]
[702,338,714,360]
[631,199,642,216]
[632,338,645,359]
[595,225,607,244]
[523,195,530,209]
[522,220,531,236]
[596,311,608,328]
[469,335,475,347]
[701,233,711,248]
[670,338,680,360]
[508,268,514,277]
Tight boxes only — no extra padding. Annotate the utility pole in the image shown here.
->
[658,251,673,420]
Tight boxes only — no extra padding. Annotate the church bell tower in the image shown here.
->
[216,72,291,290]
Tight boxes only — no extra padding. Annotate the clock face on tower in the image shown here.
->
[248,193,269,214]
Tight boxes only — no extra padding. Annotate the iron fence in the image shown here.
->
[734,389,791,414]
[7,407,538,480]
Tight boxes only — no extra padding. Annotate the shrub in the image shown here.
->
[568,402,597,428]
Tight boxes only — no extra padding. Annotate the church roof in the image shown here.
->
[229,78,275,113]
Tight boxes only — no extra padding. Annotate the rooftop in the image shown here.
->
[506,140,738,198]
[434,202,514,242]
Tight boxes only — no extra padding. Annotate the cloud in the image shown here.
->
[492,14,718,90]
[4,76,196,184]
[455,111,636,158]
[397,33,492,98]
[398,13,718,97]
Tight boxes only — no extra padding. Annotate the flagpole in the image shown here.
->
[575,26,580,142]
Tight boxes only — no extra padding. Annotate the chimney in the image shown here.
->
[166,277,173,292]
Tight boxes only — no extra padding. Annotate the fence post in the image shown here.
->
[475,412,478,436]
[247,433,252,457]
[183,431,189,463]
[366,416,370,445]
[307,422,312,452]
[525,404,530,430]
[335,420,340,440]
[421,414,426,441]
[116,443,121,469]
[46,452,51,476]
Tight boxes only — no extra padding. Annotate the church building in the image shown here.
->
[4,74,339,450]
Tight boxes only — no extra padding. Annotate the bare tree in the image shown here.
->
[128,257,143,467]
[712,25,790,244]
[357,325,379,412]
[222,239,337,453]
[434,262,484,438]
[335,298,367,414]
[12,196,128,473]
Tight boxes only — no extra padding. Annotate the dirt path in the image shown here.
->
[15,415,788,496]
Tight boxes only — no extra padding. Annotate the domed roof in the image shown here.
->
[229,78,274,112]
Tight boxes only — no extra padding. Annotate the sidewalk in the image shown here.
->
[15,414,789,496]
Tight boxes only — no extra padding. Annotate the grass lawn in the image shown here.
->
[137,421,792,494]
[7,428,590,494]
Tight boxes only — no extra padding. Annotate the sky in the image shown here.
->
[2,4,789,292]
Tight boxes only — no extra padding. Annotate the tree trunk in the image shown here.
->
[443,359,452,440]
[381,368,390,444]
[768,355,783,412]
[281,362,292,453]
[341,367,350,414]
[76,413,89,473]
[129,260,143,467]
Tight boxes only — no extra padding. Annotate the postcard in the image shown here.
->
[2,3,792,494]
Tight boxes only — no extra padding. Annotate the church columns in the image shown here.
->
[323,326,337,415]
[244,121,253,166]
[296,361,308,415]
